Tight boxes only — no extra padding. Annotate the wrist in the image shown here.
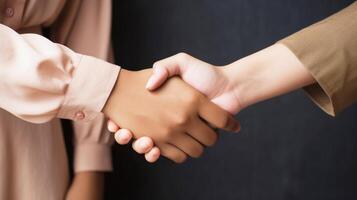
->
[222,44,314,110]
[221,57,264,110]
[103,69,131,117]
[103,68,153,119]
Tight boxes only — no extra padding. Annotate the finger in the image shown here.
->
[158,143,187,163]
[132,137,154,154]
[145,147,161,163]
[145,66,169,90]
[198,98,240,132]
[107,119,119,132]
[146,53,190,90]
[170,133,204,158]
[188,118,218,147]
[114,129,133,145]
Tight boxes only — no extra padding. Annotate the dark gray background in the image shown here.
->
[105,1,357,200]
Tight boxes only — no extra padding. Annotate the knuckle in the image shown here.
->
[175,114,190,126]
[177,52,189,59]
[176,52,191,64]
[157,126,175,142]
[160,128,175,141]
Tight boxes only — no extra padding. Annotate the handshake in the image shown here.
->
[103,44,314,163]
[103,53,241,163]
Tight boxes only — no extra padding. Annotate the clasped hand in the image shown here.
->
[103,66,240,163]
[105,44,316,163]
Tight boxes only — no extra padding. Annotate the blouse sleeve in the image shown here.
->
[49,0,117,172]
[0,23,119,123]
[278,2,357,116]
[72,115,114,172]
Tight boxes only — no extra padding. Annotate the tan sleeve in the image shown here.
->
[278,2,357,116]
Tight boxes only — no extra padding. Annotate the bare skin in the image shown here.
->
[108,44,315,163]
[66,172,105,200]
[103,69,239,163]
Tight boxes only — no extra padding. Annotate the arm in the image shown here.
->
[0,24,119,123]
[0,22,117,199]
[0,21,230,166]
[145,1,357,115]
[51,1,115,195]
[278,1,357,115]
[222,44,315,111]
[0,22,118,200]
[112,2,357,161]
[144,44,314,115]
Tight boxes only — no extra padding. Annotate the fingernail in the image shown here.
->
[121,132,130,141]
[140,140,150,149]
[114,133,121,142]
[107,122,117,132]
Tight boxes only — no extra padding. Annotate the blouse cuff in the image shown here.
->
[57,55,120,121]
[74,142,113,172]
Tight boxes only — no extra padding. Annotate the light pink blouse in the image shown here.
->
[0,0,119,199]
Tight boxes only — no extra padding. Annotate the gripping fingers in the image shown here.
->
[114,129,133,145]
[158,143,188,163]
[187,118,218,147]
[146,53,191,90]
[170,133,204,158]
[199,98,240,132]
[132,137,154,154]
[145,147,161,163]
[107,119,119,132]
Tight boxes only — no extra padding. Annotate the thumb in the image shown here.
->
[145,66,169,90]
[146,53,190,90]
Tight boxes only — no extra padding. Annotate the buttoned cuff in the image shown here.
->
[57,55,120,121]
[74,143,113,172]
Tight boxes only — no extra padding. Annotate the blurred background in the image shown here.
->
[105,1,357,199]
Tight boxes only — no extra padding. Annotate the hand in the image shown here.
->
[111,44,315,162]
[103,68,239,163]
[146,53,241,113]
[107,54,240,162]
[108,54,241,162]
[145,45,314,113]
[107,120,161,163]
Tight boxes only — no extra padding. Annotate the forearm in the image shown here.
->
[66,172,105,200]
[223,44,315,109]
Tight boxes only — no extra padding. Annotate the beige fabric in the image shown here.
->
[0,0,119,199]
[279,2,357,116]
